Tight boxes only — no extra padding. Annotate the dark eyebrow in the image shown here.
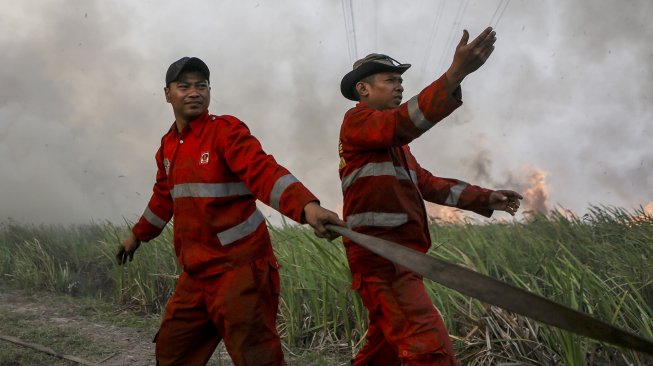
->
[176,80,208,86]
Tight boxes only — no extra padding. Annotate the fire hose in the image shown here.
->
[325,224,653,356]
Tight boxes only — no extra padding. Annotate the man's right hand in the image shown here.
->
[116,232,141,265]
[303,201,346,241]
[445,27,497,88]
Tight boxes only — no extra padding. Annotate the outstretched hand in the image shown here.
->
[303,201,346,241]
[446,27,497,87]
[116,232,141,265]
[489,190,523,216]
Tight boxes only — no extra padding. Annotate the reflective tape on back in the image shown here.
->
[142,207,167,229]
[269,174,299,211]
[347,212,408,229]
[407,95,433,132]
[342,162,414,191]
[217,209,265,245]
[444,181,469,206]
[171,182,251,199]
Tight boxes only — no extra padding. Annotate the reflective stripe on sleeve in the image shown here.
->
[444,181,469,206]
[394,166,410,181]
[171,182,251,199]
[142,207,167,229]
[407,95,433,132]
[394,166,418,185]
[346,212,408,229]
[410,170,418,184]
[217,209,265,245]
[269,174,299,211]
[342,162,414,191]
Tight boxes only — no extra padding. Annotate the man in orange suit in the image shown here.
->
[338,28,523,365]
[117,56,344,365]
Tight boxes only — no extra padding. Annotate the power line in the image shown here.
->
[341,0,352,64]
[420,0,446,79]
[438,0,469,73]
[494,0,511,29]
[349,0,358,60]
[488,0,506,26]
[373,0,378,51]
[489,0,511,28]
[341,0,358,64]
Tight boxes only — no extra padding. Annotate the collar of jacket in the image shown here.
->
[168,110,211,137]
[355,101,398,112]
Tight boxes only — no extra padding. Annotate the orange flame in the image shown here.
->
[626,202,653,227]
[553,206,577,220]
[521,167,550,214]
[644,202,653,216]
[425,202,469,224]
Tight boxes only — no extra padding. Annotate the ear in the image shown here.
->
[164,86,171,103]
[355,81,369,99]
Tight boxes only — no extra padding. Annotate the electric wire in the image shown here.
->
[488,0,506,26]
[349,0,358,60]
[373,0,378,51]
[494,0,511,28]
[420,0,446,79]
[437,0,469,73]
[341,0,353,64]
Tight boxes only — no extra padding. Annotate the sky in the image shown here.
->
[1,0,652,225]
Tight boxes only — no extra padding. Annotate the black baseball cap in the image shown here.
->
[340,53,411,101]
[165,57,210,86]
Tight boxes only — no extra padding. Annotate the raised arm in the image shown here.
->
[341,74,463,150]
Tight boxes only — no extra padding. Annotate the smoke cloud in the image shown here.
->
[1,0,651,224]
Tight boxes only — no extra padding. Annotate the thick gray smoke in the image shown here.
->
[1,0,651,224]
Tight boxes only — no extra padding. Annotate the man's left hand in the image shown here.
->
[489,190,523,216]
[303,201,346,241]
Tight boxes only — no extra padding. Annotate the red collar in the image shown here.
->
[169,110,210,137]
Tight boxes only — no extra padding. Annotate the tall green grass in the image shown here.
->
[0,206,651,365]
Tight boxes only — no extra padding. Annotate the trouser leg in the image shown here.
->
[155,272,221,366]
[206,257,285,366]
[352,266,458,366]
[353,316,400,366]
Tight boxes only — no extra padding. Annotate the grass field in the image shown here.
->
[0,206,652,365]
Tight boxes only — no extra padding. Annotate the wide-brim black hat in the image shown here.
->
[340,53,411,101]
[165,57,210,86]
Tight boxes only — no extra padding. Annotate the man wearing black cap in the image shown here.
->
[338,28,523,365]
[116,56,345,365]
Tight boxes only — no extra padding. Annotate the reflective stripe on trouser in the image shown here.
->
[351,265,458,366]
[155,257,284,366]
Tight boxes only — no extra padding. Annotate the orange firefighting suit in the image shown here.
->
[338,74,495,365]
[132,111,317,365]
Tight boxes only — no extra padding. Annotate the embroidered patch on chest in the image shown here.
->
[199,151,210,165]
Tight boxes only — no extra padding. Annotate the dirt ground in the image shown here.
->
[0,288,234,366]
